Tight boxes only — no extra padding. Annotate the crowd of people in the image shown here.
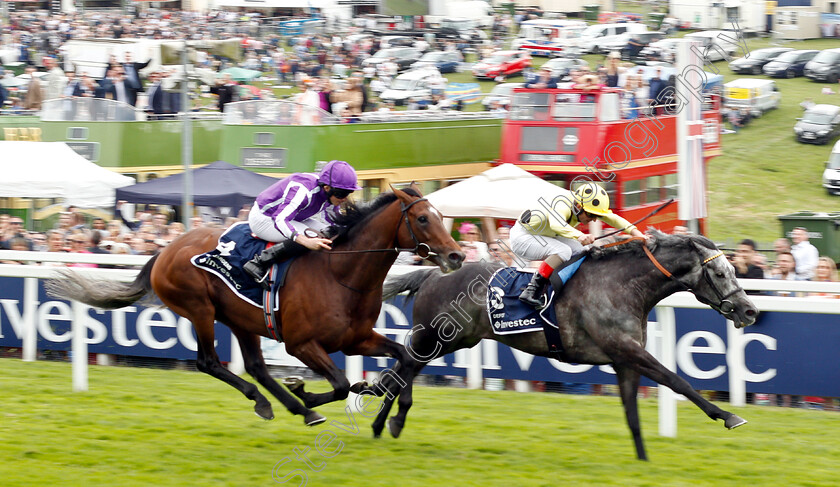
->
[0,203,246,265]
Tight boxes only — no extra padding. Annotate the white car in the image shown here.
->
[379,69,442,106]
[823,140,840,195]
[481,82,524,110]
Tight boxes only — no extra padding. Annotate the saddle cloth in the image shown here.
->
[191,221,294,310]
[486,254,587,339]
[486,267,557,335]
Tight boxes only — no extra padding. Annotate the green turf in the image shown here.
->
[1,359,838,486]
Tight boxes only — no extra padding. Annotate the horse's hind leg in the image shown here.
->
[285,341,352,409]
[611,337,746,429]
[614,364,647,461]
[234,332,326,426]
[192,319,274,420]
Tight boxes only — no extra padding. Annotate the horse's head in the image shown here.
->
[676,234,759,328]
[392,185,464,272]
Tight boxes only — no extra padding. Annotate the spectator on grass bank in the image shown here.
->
[809,257,839,298]
[733,239,764,294]
[791,227,819,280]
[770,251,802,297]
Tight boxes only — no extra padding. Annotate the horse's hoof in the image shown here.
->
[349,381,369,394]
[283,376,304,391]
[387,417,403,439]
[254,402,274,420]
[725,414,747,429]
[304,411,326,426]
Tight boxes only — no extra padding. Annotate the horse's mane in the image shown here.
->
[330,188,422,244]
[589,229,719,261]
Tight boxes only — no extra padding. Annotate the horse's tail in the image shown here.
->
[45,254,160,309]
[382,268,439,301]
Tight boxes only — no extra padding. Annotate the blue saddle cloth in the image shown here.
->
[486,267,557,335]
[486,256,587,336]
[191,222,294,309]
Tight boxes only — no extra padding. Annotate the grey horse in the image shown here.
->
[371,231,758,460]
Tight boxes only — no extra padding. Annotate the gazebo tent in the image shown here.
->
[0,141,134,208]
[425,163,564,219]
[114,160,279,210]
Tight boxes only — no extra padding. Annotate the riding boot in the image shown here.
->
[518,272,549,308]
[244,239,307,289]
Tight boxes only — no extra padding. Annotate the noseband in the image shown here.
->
[396,197,436,259]
[606,237,742,314]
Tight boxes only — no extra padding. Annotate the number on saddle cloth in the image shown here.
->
[191,222,295,309]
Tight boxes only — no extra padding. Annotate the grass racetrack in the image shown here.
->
[2,360,838,486]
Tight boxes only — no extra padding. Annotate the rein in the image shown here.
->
[593,199,675,242]
[602,237,741,314]
[326,197,433,257]
[330,197,434,294]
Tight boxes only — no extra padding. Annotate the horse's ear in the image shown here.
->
[408,181,423,196]
[389,184,410,203]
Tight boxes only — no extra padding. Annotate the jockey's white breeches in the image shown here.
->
[510,221,582,262]
[248,203,329,243]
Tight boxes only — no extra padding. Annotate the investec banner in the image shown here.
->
[0,277,233,361]
[2,277,838,397]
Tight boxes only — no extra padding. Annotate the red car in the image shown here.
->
[472,50,532,80]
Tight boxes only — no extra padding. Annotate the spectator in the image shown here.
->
[524,67,558,89]
[773,237,791,255]
[23,66,43,111]
[733,239,764,295]
[809,257,839,298]
[1,237,32,264]
[770,251,802,297]
[458,222,490,263]
[791,227,819,280]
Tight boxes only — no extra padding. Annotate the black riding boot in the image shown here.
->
[244,240,307,289]
[518,272,549,308]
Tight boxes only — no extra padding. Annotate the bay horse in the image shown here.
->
[372,232,758,460]
[47,187,464,426]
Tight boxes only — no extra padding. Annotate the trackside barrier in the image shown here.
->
[1,253,839,438]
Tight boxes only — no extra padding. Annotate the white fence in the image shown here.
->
[1,250,839,438]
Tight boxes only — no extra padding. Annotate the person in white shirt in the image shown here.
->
[791,227,820,280]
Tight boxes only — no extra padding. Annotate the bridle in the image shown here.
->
[328,196,438,294]
[604,237,742,314]
[326,197,437,258]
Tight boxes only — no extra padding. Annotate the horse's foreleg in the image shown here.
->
[614,364,647,461]
[611,337,746,429]
[234,332,325,426]
[192,321,274,420]
[286,341,351,409]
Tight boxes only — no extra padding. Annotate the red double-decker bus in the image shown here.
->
[497,86,722,234]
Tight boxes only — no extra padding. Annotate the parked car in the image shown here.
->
[729,47,793,75]
[794,104,840,145]
[639,38,680,63]
[805,48,840,83]
[763,50,819,78]
[684,30,741,62]
[379,36,417,49]
[378,69,441,106]
[362,47,423,72]
[723,78,781,117]
[410,51,463,74]
[538,57,589,79]
[471,50,531,80]
[579,22,648,54]
[823,140,840,195]
[601,31,666,60]
[481,82,524,110]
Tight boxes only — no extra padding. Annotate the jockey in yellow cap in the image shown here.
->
[510,182,649,307]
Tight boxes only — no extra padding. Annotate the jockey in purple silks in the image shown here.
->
[244,160,362,287]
